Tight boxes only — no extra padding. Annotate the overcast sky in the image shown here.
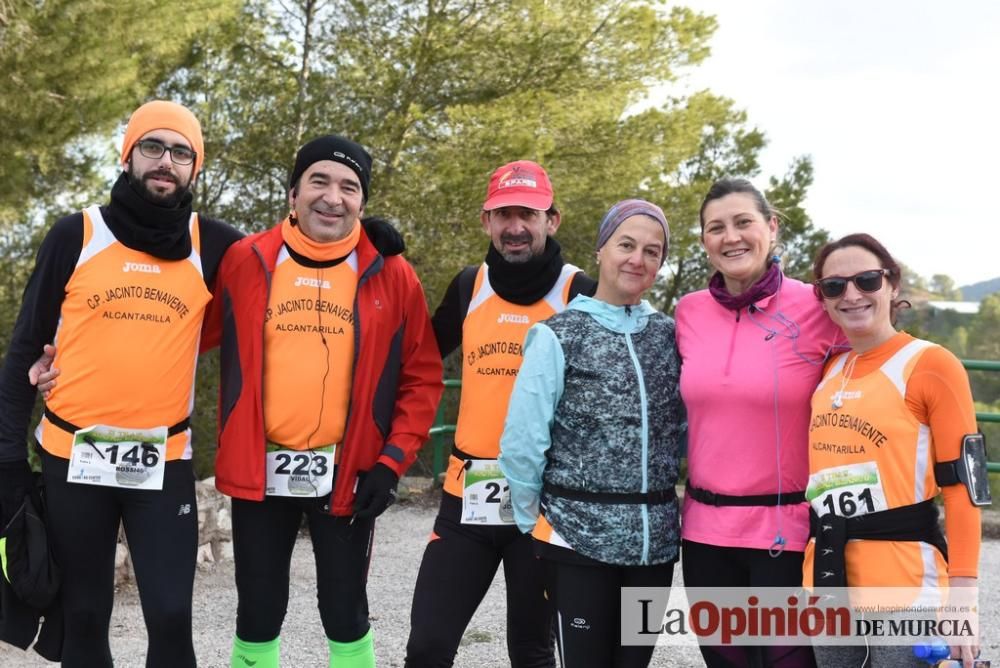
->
[675,0,999,289]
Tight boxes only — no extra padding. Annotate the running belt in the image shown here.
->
[685,481,806,506]
[44,408,191,437]
[809,499,947,588]
[450,445,489,461]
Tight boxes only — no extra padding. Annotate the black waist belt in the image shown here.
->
[450,446,494,479]
[810,499,948,588]
[544,483,677,505]
[44,408,191,438]
[450,445,491,462]
[685,481,806,507]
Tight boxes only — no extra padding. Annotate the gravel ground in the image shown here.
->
[2,486,998,667]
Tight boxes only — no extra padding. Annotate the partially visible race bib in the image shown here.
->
[461,459,514,525]
[806,461,888,518]
[265,445,335,497]
[68,424,167,490]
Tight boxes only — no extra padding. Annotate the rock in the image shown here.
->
[196,543,215,564]
[217,540,234,561]
[114,539,132,585]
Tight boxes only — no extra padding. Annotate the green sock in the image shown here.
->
[327,627,375,667]
[231,635,280,668]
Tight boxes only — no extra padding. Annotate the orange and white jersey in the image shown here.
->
[803,332,980,596]
[443,263,578,497]
[37,206,211,461]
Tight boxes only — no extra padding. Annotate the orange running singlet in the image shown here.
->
[444,263,579,496]
[37,206,211,461]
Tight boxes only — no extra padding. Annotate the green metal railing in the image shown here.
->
[963,360,1000,473]
[428,380,461,478]
[427,360,1000,478]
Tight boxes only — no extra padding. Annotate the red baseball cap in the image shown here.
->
[482,160,554,211]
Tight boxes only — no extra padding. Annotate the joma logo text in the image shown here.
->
[294,276,331,289]
[122,261,161,274]
[497,313,529,325]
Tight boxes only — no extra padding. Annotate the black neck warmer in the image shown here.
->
[105,172,193,260]
[485,236,565,305]
[284,243,350,270]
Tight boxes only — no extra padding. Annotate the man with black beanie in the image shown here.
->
[405,160,595,667]
[202,134,443,668]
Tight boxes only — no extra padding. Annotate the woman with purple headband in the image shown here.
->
[500,199,685,667]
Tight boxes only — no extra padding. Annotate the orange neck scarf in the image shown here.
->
[281,216,360,261]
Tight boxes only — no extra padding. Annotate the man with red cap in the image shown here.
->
[405,160,595,667]
[202,134,443,668]
[0,100,243,666]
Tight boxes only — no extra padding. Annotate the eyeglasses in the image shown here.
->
[816,269,891,299]
[135,139,197,166]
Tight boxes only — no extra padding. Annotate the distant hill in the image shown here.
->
[960,277,1000,302]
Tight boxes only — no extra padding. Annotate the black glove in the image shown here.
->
[361,216,406,257]
[352,463,399,519]
[0,459,35,529]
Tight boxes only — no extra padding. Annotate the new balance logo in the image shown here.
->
[178,504,192,516]
[496,313,529,325]
[294,276,331,289]
[122,261,161,274]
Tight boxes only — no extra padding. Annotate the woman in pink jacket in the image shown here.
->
[675,178,843,667]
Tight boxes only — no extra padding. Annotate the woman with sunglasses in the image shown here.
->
[805,233,982,667]
[675,178,844,667]
[499,200,684,667]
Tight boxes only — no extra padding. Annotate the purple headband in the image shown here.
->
[596,199,670,261]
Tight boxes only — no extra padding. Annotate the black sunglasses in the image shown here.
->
[816,269,891,299]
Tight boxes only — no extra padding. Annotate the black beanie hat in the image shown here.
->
[288,135,373,202]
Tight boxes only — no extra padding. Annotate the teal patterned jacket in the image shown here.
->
[499,295,684,566]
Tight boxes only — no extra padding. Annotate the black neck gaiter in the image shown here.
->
[105,172,193,260]
[485,236,565,305]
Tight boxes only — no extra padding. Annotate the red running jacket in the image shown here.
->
[202,224,443,515]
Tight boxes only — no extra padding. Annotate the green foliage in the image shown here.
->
[0,0,241,226]
[192,350,220,479]
[976,401,1000,501]
[904,293,1000,406]
[964,295,1000,403]
[0,0,239,473]
[930,274,961,301]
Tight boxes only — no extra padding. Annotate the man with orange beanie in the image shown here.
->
[0,100,242,667]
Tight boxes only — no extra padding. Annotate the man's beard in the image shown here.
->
[499,232,536,263]
[128,164,191,207]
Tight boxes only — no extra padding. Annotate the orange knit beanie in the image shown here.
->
[120,101,204,176]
